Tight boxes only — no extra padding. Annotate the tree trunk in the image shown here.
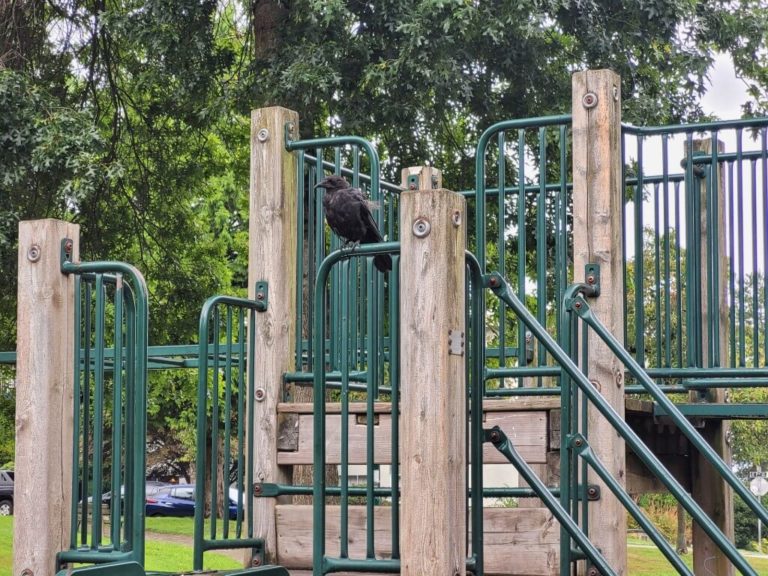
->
[0,0,45,70]
[252,0,287,60]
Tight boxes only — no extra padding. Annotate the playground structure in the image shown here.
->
[7,69,768,575]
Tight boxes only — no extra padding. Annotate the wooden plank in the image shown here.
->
[277,505,558,576]
[250,106,299,565]
[14,219,79,575]
[572,69,626,574]
[278,397,560,413]
[689,138,733,576]
[277,410,547,465]
[400,188,466,575]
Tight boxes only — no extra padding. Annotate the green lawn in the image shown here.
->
[4,516,768,574]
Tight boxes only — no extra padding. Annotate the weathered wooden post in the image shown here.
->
[14,219,79,576]
[572,70,627,574]
[400,185,466,575]
[250,107,299,566]
[689,137,733,576]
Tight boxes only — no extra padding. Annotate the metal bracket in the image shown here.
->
[584,484,601,501]
[249,542,266,569]
[254,281,269,311]
[406,174,420,190]
[253,482,280,497]
[448,330,465,356]
[60,238,74,270]
[583,264,600,297]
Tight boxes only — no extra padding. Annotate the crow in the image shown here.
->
[314,175,392,272]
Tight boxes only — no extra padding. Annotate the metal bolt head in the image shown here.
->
[586,275,595,285]
[587,568,600,576]
[251,557,262,567]
[64,240,73,254]
[27,244,41,262]
[574,301,582,310]
[256,292,265,301]
[452,210,462,227]
[582,92,598,109]
[412,217,431,238]
[257,128,269,142]
[588,487,597,497]
[488,275,500,288]
[489,430,501,443]
[255,388,266,402]
[574,438,583,447]
[253,484,263,495]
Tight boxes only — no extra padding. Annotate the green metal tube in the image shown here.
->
[486,426,616,576]
[110,276,124,547]
[70,274,82,547]
[572,436,693,575]
[490,274,759,574]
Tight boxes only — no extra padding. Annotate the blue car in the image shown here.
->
[145,484,242,519]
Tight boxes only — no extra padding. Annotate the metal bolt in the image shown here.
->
[255,388,266,402]
[588,568,600,576]
[256,292,265,301]
[574,438,583,447]
[489,430,501,443]
[251,557,262,567]
[27,245,41,262]
[257,128,269,142]
[588,487,597,497]
[582,92,598,109]
[254,484,263,495]
[488,275,500,288]
[409,183,417,190]
[64,240,73,254]
[574,301,582,310]
[412,217,431,238]
[452,210,462,227]
[586,275,595,285]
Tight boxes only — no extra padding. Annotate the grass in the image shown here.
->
[3,516,768,574]
[0,516,240,576]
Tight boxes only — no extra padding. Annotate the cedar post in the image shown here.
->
[400,188,466,575]
[689,138,733,576]
[250,107,299,565]
[572,70,627,574]
[14,219,79,576]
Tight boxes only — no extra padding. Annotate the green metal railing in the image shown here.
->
[472,115,573,395]
[57,245,149,569]
[622,119,768,379]
[193,295,266,570]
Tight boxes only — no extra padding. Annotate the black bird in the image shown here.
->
[314,175,392,272]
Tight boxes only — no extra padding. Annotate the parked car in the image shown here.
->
[0,469,13,516]
[145,484,241,519]
[102,481,170,507]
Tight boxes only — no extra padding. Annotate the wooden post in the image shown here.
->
[400,188,466,576]
[690,138,733,576]
[400,166,442,191]
[572,70,627,574]
[14,219,79,576]
[250,107,299,565]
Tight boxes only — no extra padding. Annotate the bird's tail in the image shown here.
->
[374,254,392,273]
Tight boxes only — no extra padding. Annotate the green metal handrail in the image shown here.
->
[193,294,266,570]
[57,254,149,569]
[489,272,758,575]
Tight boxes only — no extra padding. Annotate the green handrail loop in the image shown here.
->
[193,294,266,571]
[59,258,149,569]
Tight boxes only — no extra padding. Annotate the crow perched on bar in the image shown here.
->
[314,175,392,272]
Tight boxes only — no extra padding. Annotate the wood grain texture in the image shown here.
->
[689,138,734,576]
[277,505,559,576]
[400,166,442,190]
[14,219,79,575]
[249,107,299,565]
[276,411,546,465]
[400,189,466,575]
[572,69,627,575]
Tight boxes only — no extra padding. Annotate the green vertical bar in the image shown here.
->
[223,306,233,539]
[194,304,211,571]
[247,307,256,537]
[727,161,737,366]
[559,303,576,575]
[111,277,124,547]
[307,162,317,370]
[653,183,662,367]
[498,131,507,367]
[684,134,697,367]
[390,256,400,559]
[556,125,568,344]
[517,129,527,373]
[330,148,342,370]
[211,306,220,538]
[762,129,768,363]
[236,308,245,537]
[92,275,106,548]
[736,130,746,365]
[71,275,82,546]
[662,136,672,368]
[123,288,136,555]
[340,262,350,558]
[634,135,645,365]
[537,127,548,377]
[365,258,375,558]
[750,158,759,366]
[621,130,629,349]
[296,152,305,371]
[81,282,91,544]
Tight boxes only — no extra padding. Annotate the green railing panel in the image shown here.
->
[193,295,266,571]
[57,251,149,570]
